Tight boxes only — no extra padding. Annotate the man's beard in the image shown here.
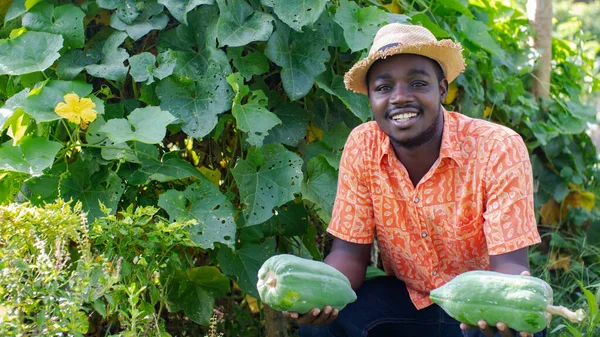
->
[393,105,442,149]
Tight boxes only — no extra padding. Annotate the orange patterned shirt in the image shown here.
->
[327,109,541,309]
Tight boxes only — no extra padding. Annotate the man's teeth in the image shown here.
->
[391,113,417,121]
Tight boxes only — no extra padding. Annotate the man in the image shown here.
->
[288,23,545,337]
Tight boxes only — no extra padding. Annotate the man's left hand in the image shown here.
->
[459,270,534,337]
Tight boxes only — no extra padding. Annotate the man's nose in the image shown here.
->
[389,85,413,104]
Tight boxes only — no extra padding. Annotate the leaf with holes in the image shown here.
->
[22,2,85,48]
[216,0,274,47]
[333,0,388,52]
[301,154,338,223]
[110,1,169,40]
[261,0,327,32]
[316,71,371,122]
[265,21,330,100]
[158,180,236,249]
[217,238,275,298]
[227,72,281,147]
[0,31,63,76]
[231,143,304,226]
[263,101,309,147]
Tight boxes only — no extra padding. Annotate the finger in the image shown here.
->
[283,311,297,319]
[519,332,533,337]
[478,320,497,337]
[460,322,478,330]
[496,322,514,337]
[296,308,321,325]
[520,270,531,276]
[311,306,334,325]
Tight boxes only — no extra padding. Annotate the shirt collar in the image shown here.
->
[379,108,464,167]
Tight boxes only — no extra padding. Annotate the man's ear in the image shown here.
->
[439,78,449,104]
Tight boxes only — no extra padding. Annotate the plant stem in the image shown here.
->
[546,305,586,323]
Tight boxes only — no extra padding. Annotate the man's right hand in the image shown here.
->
[284,306,339,326]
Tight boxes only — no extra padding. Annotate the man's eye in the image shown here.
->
[412,81,427,87]
[376,85,391,91]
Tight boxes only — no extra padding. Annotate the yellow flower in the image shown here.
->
[54,93,97,130]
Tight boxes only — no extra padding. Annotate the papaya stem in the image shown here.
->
[546,305,586,323]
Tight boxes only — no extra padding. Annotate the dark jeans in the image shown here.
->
[299,276,548,337]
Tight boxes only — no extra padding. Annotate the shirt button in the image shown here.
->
[421,231,427,238]
[414,197,420,203]
[432,270,438,276]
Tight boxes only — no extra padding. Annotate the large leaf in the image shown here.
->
[457,16,505,57]
[231,143,304,226]
[99,106,176,144]
[166,266,230,325]
[265,22,330,100]
[333,0,388,52]
[227,73,281,147]
[1,89,30,130]
[56,49,102,80]
[0,31,63,75]
[59,158,125,221]
[158,180,236,249]
[20,80,93,122]
[217,238,275,298]
[301,155,338,223]
[263,101,309,147]
[0,137,62,176]
[110,1,169,40]
[261,0,327,32]
[158,0,213,24]
[216,0,274,47]
[132,151,204,183]
[21,2,85,48]
[156,72,233,138]
[316,72,371,122]
[227,46,270,81]
[85,31,130,82]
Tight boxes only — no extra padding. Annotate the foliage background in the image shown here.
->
[0,0,599,336]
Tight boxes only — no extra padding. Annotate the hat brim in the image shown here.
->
[344,40,465,95]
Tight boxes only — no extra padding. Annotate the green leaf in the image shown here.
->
[133,151,204,183]
[439,0,474,19]
[56,49,101,80]
[263,101,309,147]
[158,180,236,249]
[216,0,274,47]
[85,31,130,82]
[0,137,62,176]
[21,3,85,48]
[110,1,169,40]
[409,13,450,38]
[264,201,309,237]
[59,158,125,221]
[217,238,275,298]
[166,266,230,325]
[265,22,330,100]
[156,73,233,138]
[301,155,338,223]
[129,51,177,84]
[227,73,281,147]
[227,46,269,80]
[260,0,327,32]
[316,72,371,122]
[333,0,388,52]
[0,31,63,75]
[457,16,505,57]
[99,106,176,144]
[5,108,30,145]
[20,80,93,123]
[1,89,30,130]
[231,143,304,226]
[5,0,27,22]
[158,0,213,24]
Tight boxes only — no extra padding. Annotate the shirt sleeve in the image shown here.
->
[483,134,541,255]
[326,130,376,244]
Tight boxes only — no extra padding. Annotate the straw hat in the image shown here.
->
[344,23,465,94]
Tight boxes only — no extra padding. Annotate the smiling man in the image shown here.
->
[285,24,546,337]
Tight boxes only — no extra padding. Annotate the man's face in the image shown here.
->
[367,54,448,149]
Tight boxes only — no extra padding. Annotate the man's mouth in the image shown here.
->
[391,112,418,121]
